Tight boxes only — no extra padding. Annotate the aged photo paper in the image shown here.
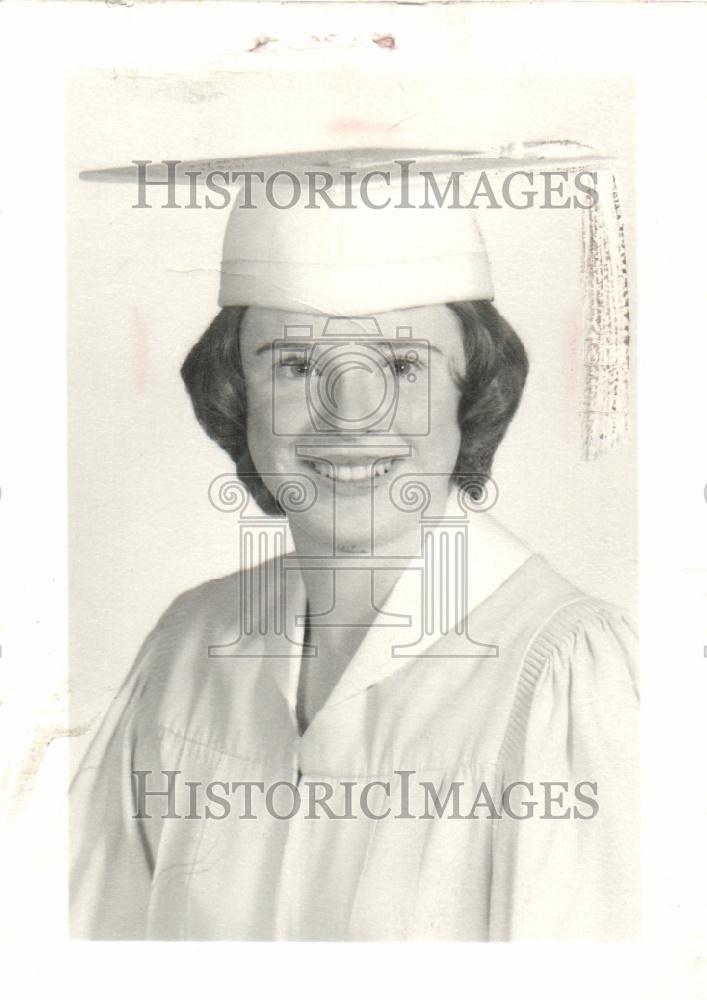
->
[1,1,706,997]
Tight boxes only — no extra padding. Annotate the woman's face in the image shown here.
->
[240,304,466,551]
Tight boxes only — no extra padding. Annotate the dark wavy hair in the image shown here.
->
[181,302,528,516]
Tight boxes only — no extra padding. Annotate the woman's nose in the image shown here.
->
[321,355,392,430]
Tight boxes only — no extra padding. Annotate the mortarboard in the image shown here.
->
[217,156,493,314]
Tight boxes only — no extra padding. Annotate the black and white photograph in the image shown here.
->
[67,33,639,944]
[1,0,706,995]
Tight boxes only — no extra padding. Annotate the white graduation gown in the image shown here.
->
[70,501,639,941]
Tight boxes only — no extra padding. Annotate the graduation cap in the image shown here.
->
[81,143,630,458]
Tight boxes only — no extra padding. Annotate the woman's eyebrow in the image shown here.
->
[254,339,443,357]
[371,339,444,357]
[253,341,310,357]
[389,340,443,356]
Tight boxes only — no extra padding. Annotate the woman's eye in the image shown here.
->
[389,356,419,377]
[280,356,316,377]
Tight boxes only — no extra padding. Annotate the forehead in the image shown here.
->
[240,305,464,357]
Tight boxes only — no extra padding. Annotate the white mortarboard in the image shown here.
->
[217,162,494,315]
[81,144,630,459]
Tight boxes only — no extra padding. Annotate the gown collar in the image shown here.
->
[268,487,532,723]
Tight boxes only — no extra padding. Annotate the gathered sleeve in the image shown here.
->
[489,599,639,941]
[69,608,175,940]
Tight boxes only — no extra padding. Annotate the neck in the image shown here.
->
[288,489,452,626]
[289,520,424,628]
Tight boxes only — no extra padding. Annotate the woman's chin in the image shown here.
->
[288,503,420,556]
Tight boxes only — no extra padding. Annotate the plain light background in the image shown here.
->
[2,2,706,997]
[67,66,636,726]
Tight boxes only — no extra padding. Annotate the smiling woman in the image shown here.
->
[181,301,527,522]
[70,155,638,942]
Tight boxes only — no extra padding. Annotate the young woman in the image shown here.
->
[71,164,638,940]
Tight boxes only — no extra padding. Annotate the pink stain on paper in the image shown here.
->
[330,119,392,135]
[131,306,150,393]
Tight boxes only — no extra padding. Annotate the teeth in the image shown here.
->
[309,460,394,482]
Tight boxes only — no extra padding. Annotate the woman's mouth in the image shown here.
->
[297,449,406,487]
[307,459,395,482]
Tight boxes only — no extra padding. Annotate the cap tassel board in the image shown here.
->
[82,141,631,460]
